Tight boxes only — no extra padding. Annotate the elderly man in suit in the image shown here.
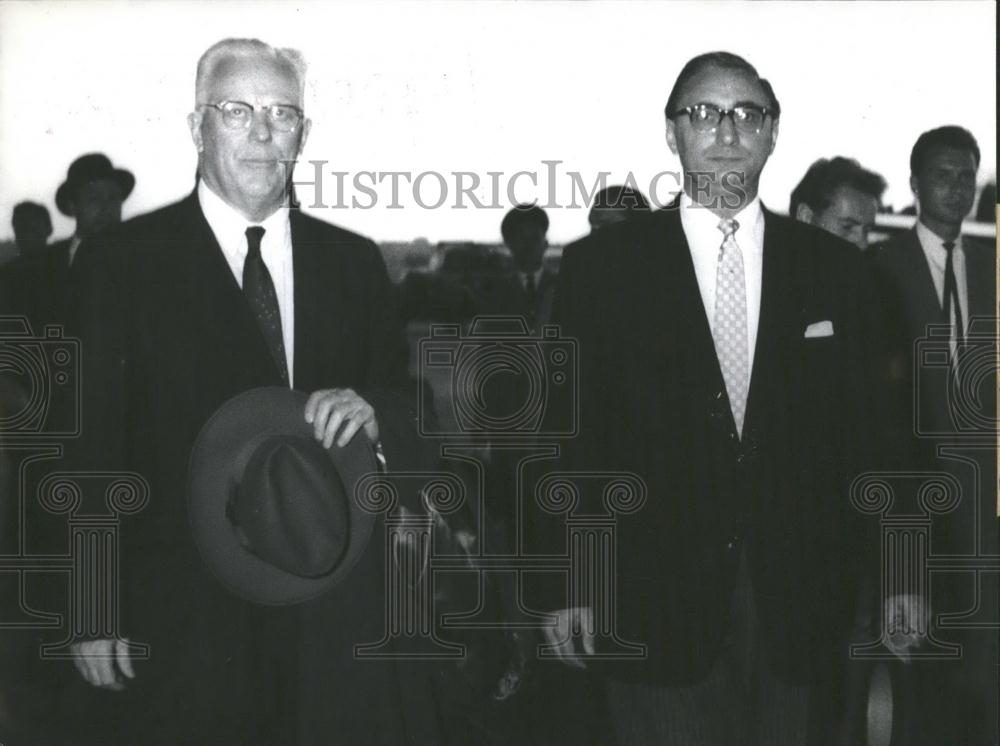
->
[534,51,893,745]
[872,126,997,746]
[63,38,438,746]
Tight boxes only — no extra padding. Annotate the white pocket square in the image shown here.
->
[804,320,834,338]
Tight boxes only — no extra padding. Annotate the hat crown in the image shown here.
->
[56,152,134,216]
[231,437,349,578]
[66,153,115,181]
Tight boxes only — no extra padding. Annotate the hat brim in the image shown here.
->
[188,387,378,605]
[55,168,135,216]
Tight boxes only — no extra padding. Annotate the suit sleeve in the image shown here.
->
[357,239,436,475]
[524,238,609,611]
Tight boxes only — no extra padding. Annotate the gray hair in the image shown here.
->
[195,38,307,105]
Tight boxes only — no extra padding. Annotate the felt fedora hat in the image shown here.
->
[188,387,378,605]
[55,153,135,216]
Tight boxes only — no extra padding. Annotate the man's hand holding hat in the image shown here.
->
[71,386,382,690]
[304,387,379,448]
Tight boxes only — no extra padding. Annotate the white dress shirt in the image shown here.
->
[518,267,545,291]
[198,180,296,385]
[679,193,765,374]
[67,235,83,266]
[915,219,969,334]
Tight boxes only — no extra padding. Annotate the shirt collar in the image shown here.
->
[520,267,545,287]
[67,235,84,265]
[916,219,962,263]
[679,191,765,251]
[197,179,290,252]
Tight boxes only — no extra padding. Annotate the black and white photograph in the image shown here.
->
[0,1,996,745]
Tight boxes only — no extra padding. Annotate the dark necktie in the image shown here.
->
[525,272,538,321]
[243,226,288,385]
[942,241,964,349]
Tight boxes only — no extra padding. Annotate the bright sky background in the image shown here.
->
[0,0,995,245]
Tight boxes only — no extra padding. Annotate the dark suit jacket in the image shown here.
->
[0,239,73,331]
[870,229,998,746]
[871,228,997,572]
[65,192,437,745]
[475,268,558,330]
[872,229,996,442]
[530,206,889,687]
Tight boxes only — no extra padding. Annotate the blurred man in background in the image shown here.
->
[53,153,134,268]
[478,203,557,331]
[790,156,886,250]
[587,185,651,233]
[0,156,134,329]
[10,201,52,257]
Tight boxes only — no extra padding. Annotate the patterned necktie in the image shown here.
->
[942,241,964,352]
[713,217,749,436]
[243,226,288,385]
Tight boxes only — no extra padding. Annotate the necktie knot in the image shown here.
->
[718,218,740,240]
[942,240,955,255]
[245,226,266,258]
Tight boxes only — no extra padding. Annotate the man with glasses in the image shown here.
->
[64,38,434,745]
[535,51,890,744]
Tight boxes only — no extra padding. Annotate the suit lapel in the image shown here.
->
[742,209,798,438]
[180,192,285,384]
[964,238,995,321]
[649,209,729,407]
[904,230,944,325]
[290,210,321,389]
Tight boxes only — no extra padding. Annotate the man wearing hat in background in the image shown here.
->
[53,152,134,269]
[61,37,437,746]
[1,154,132,329]
[0,154,133,330]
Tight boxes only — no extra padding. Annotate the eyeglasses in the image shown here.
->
[198,101,304,133]
[669,103,774,134]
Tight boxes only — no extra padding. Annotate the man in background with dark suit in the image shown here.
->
[477,203,557,331]
[872,125,997,746]
[0,156,132,330]
[52,153,134,270]
[10,201,53,257]
[535,51,894,745]
[62,38,437,746]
